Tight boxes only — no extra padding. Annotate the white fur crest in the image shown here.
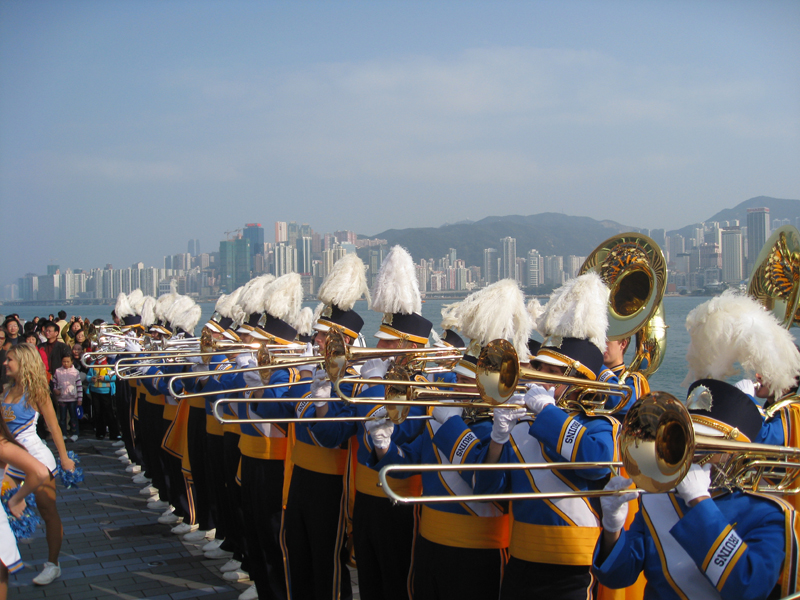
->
[155,292,177,323]
[318,253,370,310]
[262,273,303,324]
[527,298,544,333]
[241,274,276,316]
[127,289,145,314]
[537,272,610,353]
[295,306,315,336]
[172,301,201,335]
[371,246,421,315]
[682,290,800,395]
[115,293,134,318]
[140,297,157,328]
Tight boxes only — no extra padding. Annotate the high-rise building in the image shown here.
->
[483,248,498,285]
[746,207,770,274]
[219,238,251,292]
[299,236,313,273]
[721,227,743,283]
[243,223,265,269]
[527,250,542,287]
[544,256,565,286]
[47,264,60,276]
[564,255,584,280]
[287,222,300,248]
[274,242,297,277]
[500,237,517,280]
[275,221,288,244]
[188,238,200,257]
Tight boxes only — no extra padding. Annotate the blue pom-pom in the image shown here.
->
[56,451,84,489]
[1,488,41,540]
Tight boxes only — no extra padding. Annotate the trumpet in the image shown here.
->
[324,330,463,381]
[378,390,800,505]
[475,339,631,412]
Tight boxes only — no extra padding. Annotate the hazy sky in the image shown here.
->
[1,0,798,285]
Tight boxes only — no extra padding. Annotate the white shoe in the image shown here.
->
[70,434,79,442]
[147,500,170,510]
[171,522,198,535]
[158,513,181,524]
[223,570,249,582]
[184,528,214,542]
[220,559,242,573]
[204,547,234,559]
[132,474,150,484]
[113,440,125,447]
[202,538,224,552]
[32,562,61,585]
[140,485,158,496]
[115,448,128,456]
[239,585,258,600]
[125,464,141,474]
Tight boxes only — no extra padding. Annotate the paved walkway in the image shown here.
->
[9,436,360,599]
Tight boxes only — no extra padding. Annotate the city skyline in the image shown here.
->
[1,2,798,286]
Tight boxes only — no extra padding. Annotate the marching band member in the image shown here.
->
[371,279,532,599]
[478,272,619,600]
[599,336,650,416]
[310,245,430,600]
[594,290,800,600]
[282,253,370,600]
[237,273,304,600]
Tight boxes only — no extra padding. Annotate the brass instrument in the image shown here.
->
[579,232,668,379]
[324,330,463,381]
[378,390,800,504]
[747,225,800,329]
[475,339,631,412]
[765,392,800,419]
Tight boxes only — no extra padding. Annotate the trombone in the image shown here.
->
[378,390,800,505]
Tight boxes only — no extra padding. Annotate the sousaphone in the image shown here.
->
[747,224,800,329]
[579,233,668,378]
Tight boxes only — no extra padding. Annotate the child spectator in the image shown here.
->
[72,344,91,431]
[87,356,118,440]
[53,356,82,442]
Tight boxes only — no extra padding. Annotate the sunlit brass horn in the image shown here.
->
[747,224,800,329]
[475,339,631,412]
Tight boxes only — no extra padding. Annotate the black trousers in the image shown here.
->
[121,382,144,467]
[187,406,214,530]
[205,432,227,539]
[138,400,167,500]
[412,535,506,600]
[91,390,119,439]
[352,491,416,600]
[160,415,192,521]
[283,466,352,600]
[500,558,594,600]
[222,432,248,567]
[240,455,287,600]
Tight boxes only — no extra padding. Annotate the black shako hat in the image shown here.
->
[686,378,763,442]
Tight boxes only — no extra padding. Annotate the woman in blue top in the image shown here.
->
[2,343,76,587]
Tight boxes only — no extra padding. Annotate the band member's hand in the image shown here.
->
[491,401,526,444]
[125,339,142,353]
[600,476,638,532]
[432,399,463,424]
[185,354,205,365]
[234,353,254,369]
[310,370,331,406]
[676,463,712,505]
[524,384,556,415]
[361,358,390,380]
[365,418,394,450]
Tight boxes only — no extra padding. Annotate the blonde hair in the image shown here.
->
[5,343,50,412]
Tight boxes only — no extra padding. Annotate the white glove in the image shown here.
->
[310,370,332,407]
[243,370,262,388]
[365,417,394,450]
[734,379,757,397]
[600,476,639,532]
[491,400,527,444]
[361,358,390,380]
[125,339,142,353]
[524,383,556,416]
[191,362,209,372]
[432,399,463,424]
[676,463,712,505]
[185,355,205,365]
[234,353,254,369]
[295,342,318,372]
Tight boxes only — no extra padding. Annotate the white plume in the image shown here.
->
[241,274,276,316]
[447,279,531,358]
[440,301,461,332]
[537,272,610,353]
[295,307,315,336]
[140,297,157,328]
[318,253,370,310]
[226,286,247,326]
[214,292,239,319]
[371,246,421,315]
[170,298,201,335]
[682,290,800,395]
[115,293,134,319]
[127,289,145,314]
[155,292,178,323]
[527,298,544,333]
[262,272,303,324]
